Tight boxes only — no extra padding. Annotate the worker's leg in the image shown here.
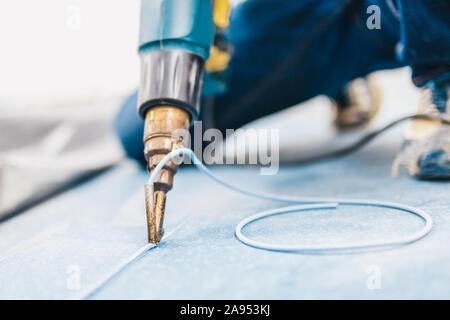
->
[395,0,450,86]
[209,0,402,133]
[114,0,401,163]
[114,91,145,165]
[392,0,450,179]
[114,0,449,165]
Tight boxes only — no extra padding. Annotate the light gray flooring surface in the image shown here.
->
[0,70,448,299]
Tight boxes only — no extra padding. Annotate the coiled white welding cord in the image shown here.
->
[149,148,433,252]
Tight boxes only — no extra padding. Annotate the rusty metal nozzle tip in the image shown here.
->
[144,184,166,244]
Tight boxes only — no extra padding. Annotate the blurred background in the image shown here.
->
[0,1,143,218]
[0,0,140,105]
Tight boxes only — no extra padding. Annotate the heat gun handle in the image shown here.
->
[137,0,215,120]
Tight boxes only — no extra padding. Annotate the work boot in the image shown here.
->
[392,80,450,179]
[331,77,382,129]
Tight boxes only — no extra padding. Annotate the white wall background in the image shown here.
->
[0,1,141,108]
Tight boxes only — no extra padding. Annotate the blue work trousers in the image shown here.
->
[115,0,450,163]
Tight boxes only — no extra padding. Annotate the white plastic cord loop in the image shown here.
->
[150,148,433,252]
